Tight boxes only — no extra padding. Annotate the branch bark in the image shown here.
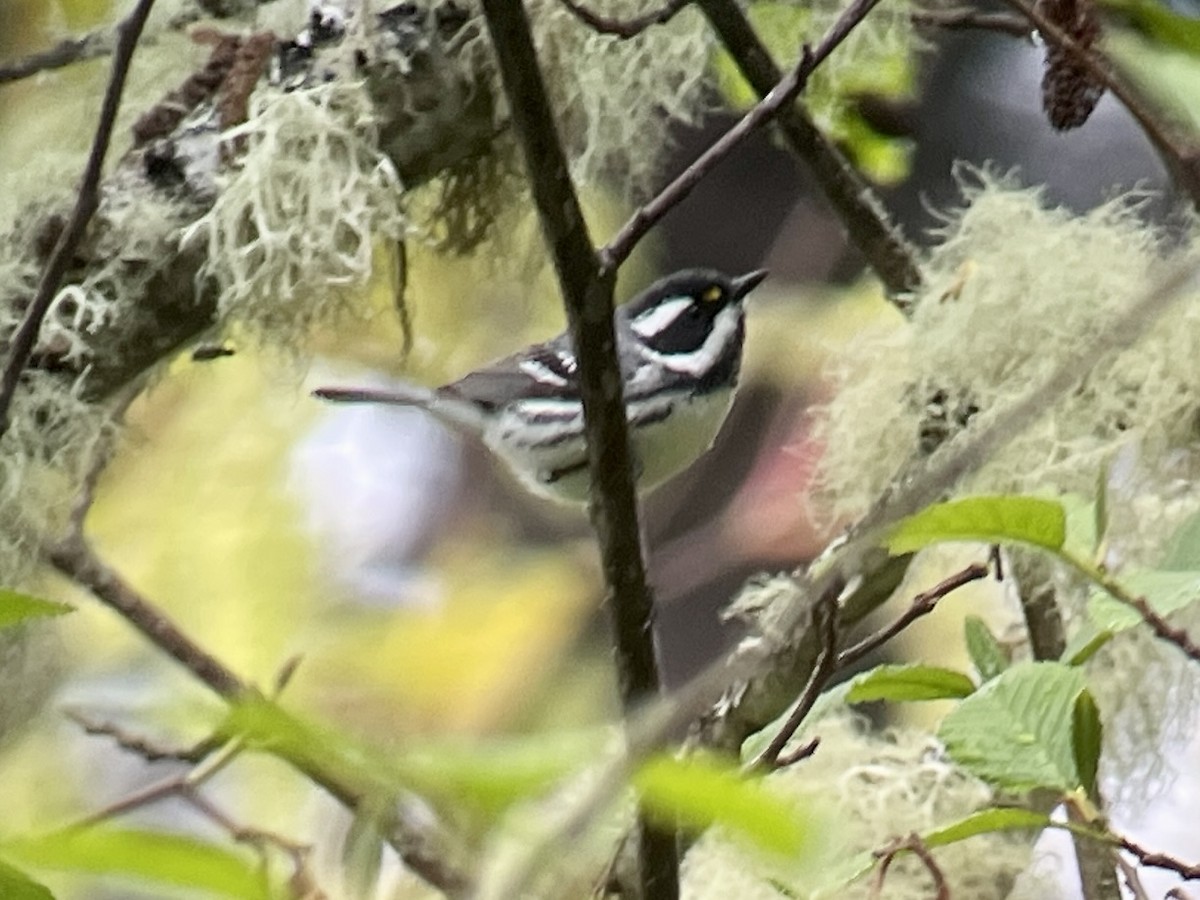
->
[696,0,923,300]
[49,535,473,897]
[478,2,674,896]
[0,0,158,435]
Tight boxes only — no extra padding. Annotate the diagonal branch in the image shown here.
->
[697,0,922,299]
[603,0,895,274]
[48,536,472,897]
[556,0,692,39]
[479,1,674,896]
[0,0,157,437]
[0,27,114,86]
[1000,0,1200,206]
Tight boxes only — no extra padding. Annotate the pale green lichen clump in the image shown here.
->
[525,0,714,194]
[813,171,1200,540]
[812,170,1200,838]
[184,79,408,345]
[681,715,1032,899]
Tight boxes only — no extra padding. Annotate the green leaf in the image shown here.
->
[823,807,1052,894]
[938,661,1086,793]
[1060,625,1113,667]
[398,733,594,816]
[1094,466,1110,553]
[2,829,267,899]
[226,696,596,820]
[0,590,73,632]
[964,616,1009,682]
[846,664,976,703]
[0,860,55,900]
[1101,0,1200,55]
[1088,569,1200,632]
[1073,690,1103,800]
[1161,509,1200,570]
[634,754,812,856]
[886,496,1066,555]
[924,807,1052,846]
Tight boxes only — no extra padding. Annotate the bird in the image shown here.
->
[314,268,768,504]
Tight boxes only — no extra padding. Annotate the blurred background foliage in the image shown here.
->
[1,0,1196,895]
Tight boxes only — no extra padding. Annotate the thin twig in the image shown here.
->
[910,8,1031,37]
[0,28,113,86]
[838,562,991,669]
[870,833,951,900]
[556,0,692,38]
[50,536,246,698]
[458,1,681,894]
[747,597,838,771]
[1116,834,1200,881]
[1000,0,1200,206]
[602,0,886,273]
[1127,594,1200,663]
[49,537,471,896]
[696,0,922,299]
[1115,855,1152,900]
[0,0,158,437]
[65,709,223,764]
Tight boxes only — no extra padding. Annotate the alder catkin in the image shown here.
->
[1036,0,1105,130]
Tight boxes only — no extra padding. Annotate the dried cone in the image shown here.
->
[1036,0,1105,130]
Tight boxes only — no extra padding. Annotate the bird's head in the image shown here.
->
[623,268,767,356]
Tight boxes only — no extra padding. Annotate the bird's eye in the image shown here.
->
[701,285,723,303]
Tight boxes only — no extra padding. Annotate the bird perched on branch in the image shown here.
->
[315,268,768,503]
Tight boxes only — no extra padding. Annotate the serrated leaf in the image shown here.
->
[634,754,812,856]
[1073,690,1103,800]
[938,661,1086,793]
[964,616,1009,682]
[846,664,976,703]
[2,829,267,899]
[1088,569,1200,632]
[925,807,1052,846]
[0,590,73,632]
[886,496,1066,555]
[0,860,55,900]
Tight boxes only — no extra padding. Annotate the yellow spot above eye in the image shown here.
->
[702,286,723,302]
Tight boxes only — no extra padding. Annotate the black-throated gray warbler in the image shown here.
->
[314,268,768,503]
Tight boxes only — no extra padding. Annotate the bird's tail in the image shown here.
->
[313,384,437,408]
[313,383,486,434]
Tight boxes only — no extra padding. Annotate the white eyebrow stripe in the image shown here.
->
[519,358,570,386]
[630,297,694,338]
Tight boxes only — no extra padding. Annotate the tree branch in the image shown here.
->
[1000,0,1200,206]
[0,0,158,436]
[0,27,113,86]
[478,1,674,896]
[48,536,472,896]
[556,0,692,39]
[910,8,1031,38]
[696,0,922,299]
[604,0,890,273]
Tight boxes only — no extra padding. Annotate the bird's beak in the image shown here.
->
[732,268,769,300]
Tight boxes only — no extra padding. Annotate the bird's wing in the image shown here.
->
[440,340,582,411]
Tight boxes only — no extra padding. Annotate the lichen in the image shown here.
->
[182,78,408,346]
[682,715,1031,899]
[812,169,1200,546]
